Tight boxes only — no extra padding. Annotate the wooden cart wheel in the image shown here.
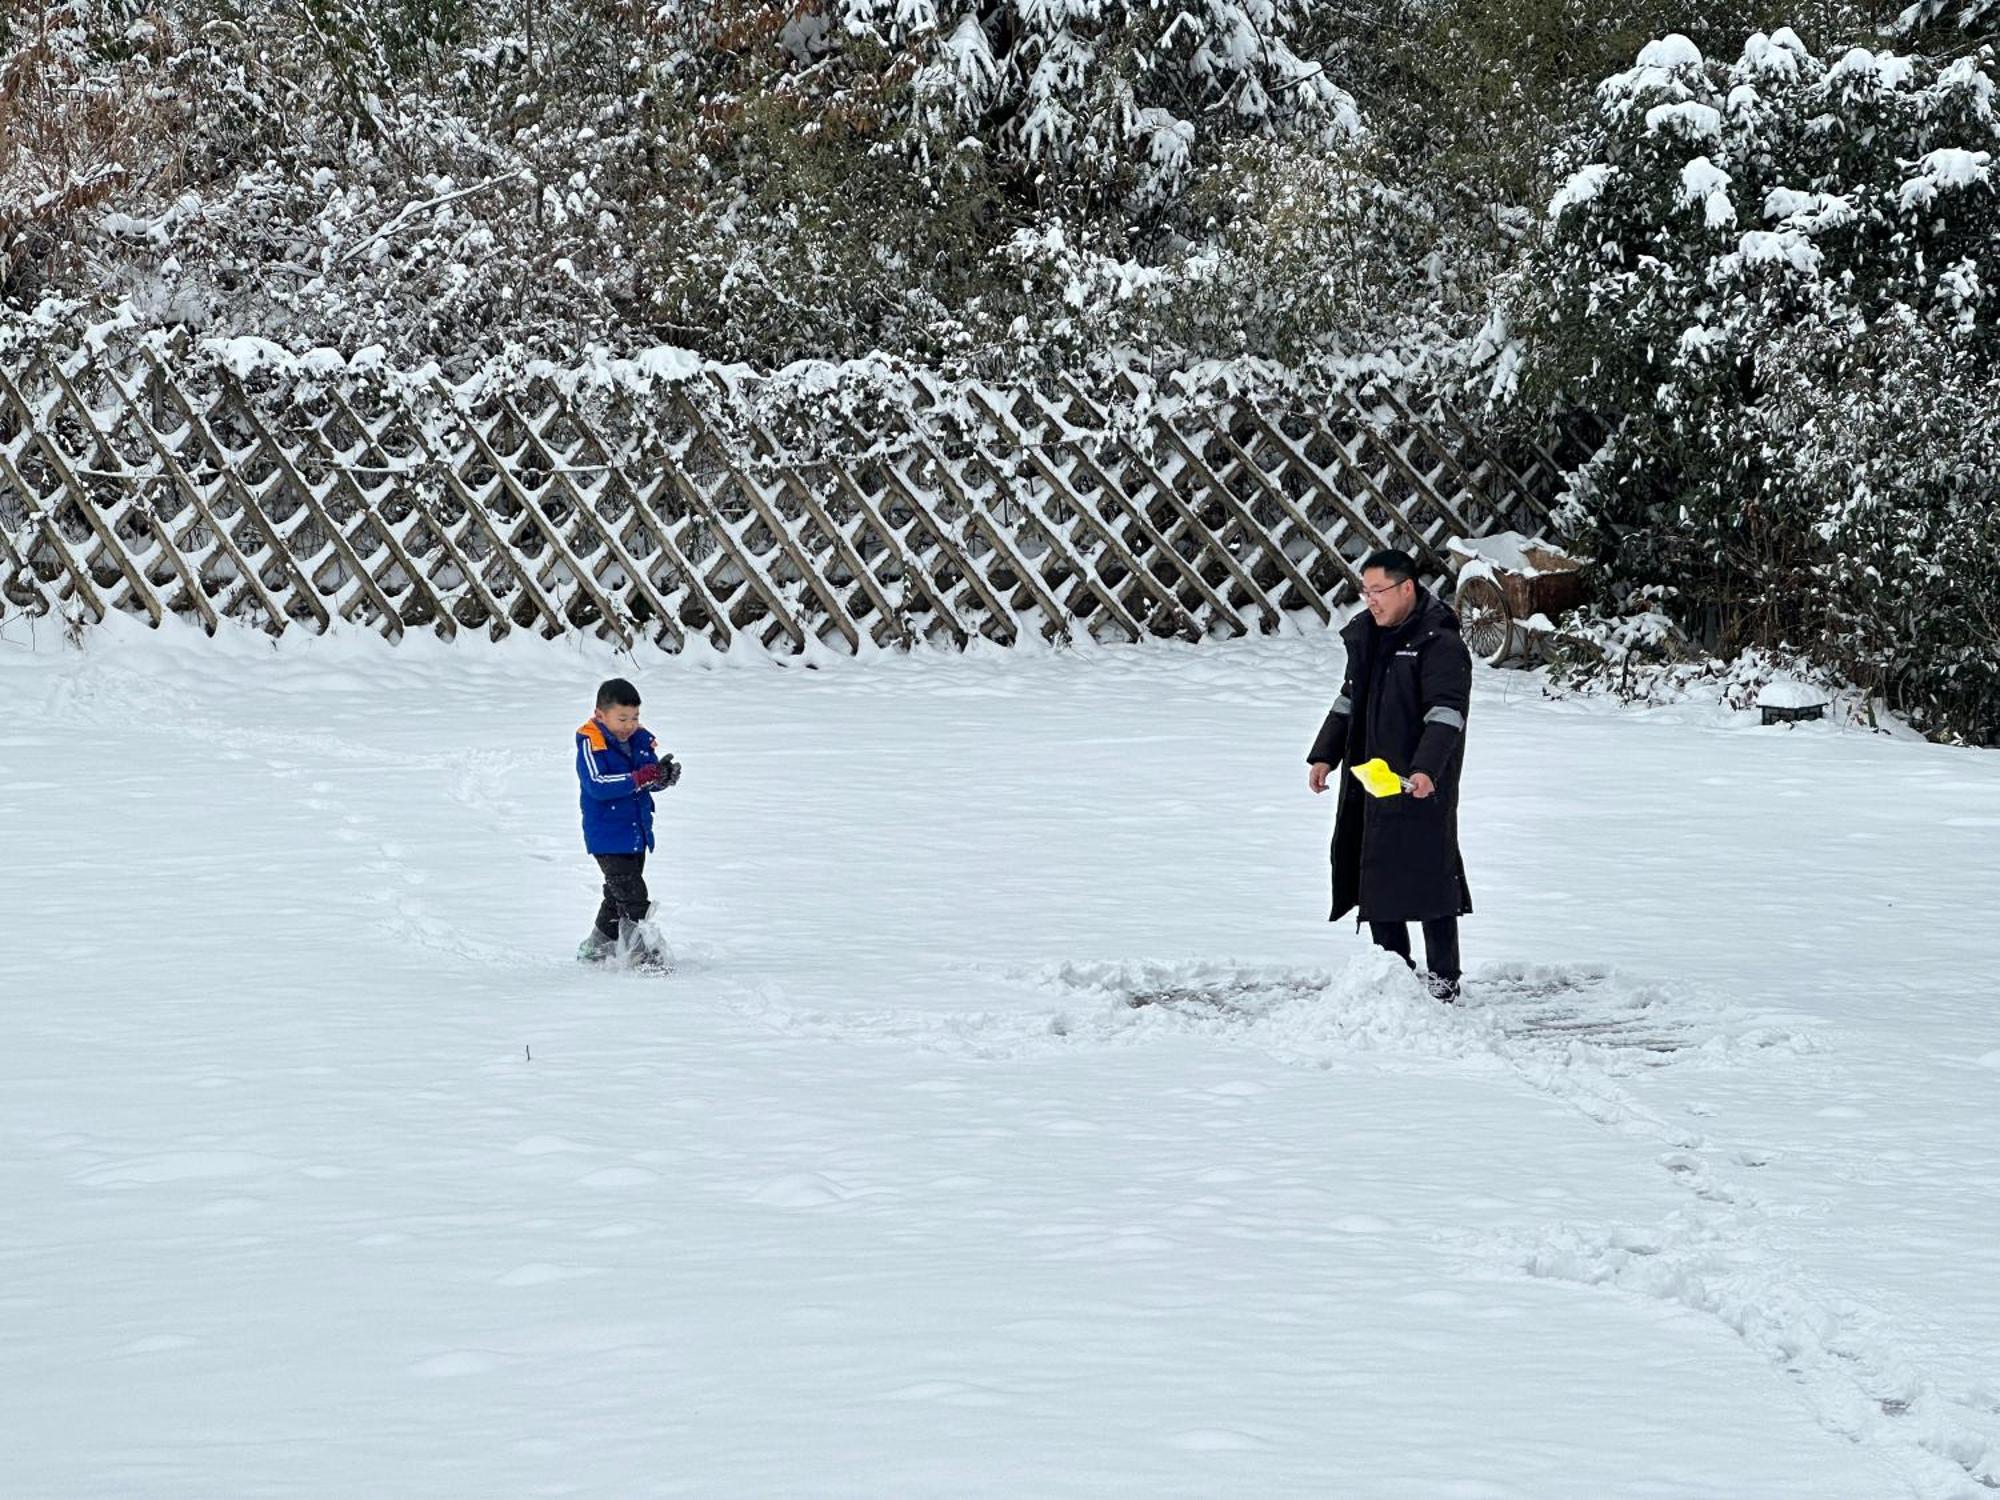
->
[1455,574,1514,666]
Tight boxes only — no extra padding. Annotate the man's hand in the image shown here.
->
[1408,771,1436,800]
[1308,762,1332,794]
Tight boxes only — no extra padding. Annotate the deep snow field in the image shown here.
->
[3,615,1997,1499]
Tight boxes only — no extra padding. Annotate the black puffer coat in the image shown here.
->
[1307,590,1473,923]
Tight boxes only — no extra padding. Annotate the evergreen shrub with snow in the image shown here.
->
[1517,30,2000,742]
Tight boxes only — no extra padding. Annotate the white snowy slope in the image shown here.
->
[2,616,1996,1500]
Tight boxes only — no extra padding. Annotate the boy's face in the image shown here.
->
[597,703,642,738]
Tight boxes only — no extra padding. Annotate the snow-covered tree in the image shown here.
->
[611,1,1366,367]
[1894,0,2000,48]
[840,1,1357,222]
[1768,313,2000,738]
[1517,30,2000,739]
[3,1,1385,371]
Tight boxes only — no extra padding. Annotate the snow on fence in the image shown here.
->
[0,333,1570,653]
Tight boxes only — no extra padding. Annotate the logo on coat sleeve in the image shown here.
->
[1394,649,1421,658]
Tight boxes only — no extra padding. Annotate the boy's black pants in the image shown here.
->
[593,853,649,937]
[1368,917,1460,982]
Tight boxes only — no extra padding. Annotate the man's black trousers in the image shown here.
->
[1368,917,1460,982]
[593,852,649,937]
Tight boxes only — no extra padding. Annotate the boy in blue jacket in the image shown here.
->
[576,677,681,964]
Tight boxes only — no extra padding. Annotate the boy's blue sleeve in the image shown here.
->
[577,734,636,803]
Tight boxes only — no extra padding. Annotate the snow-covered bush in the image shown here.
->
[1765,312,2000,739]
[839,0,1357,229]
[1894,0,2000,45]
[0,2,189,303]
[1159,138,1463,366]
[1517,30,2000,741]
[586,1,1371,370]
[1,1,1387,374]
[1546,583,1690,668]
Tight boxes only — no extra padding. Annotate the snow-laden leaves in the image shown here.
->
[1517,30,2000,742]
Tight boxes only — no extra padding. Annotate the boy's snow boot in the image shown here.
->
[577,927,616,963]
[1424,972,1461,1004]
[618,909,672,971]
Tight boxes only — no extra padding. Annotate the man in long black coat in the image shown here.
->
[1307,548,1473,1000]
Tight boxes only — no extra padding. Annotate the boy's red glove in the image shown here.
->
[632,763,663,791]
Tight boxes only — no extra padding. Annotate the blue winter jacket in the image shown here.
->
[576,717,661,854]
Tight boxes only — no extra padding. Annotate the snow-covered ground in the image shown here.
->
[4,616,1997,1499]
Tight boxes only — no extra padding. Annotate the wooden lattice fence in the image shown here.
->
[0,333,1572,652]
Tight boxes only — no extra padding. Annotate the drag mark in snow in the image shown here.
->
[1468,964,1692,1059]
[1121,969,1332,1014]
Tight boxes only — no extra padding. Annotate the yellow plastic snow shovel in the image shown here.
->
[1349,758,1411,798]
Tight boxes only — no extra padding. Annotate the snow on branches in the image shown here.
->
[3,1,1382,375]
[1522,30,2000,742]
[839,0,1356,210]
[0,2,189,303]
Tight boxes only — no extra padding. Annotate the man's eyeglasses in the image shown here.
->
[1360,581,1410,601]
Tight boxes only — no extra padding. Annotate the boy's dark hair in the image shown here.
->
[596,677,641,710]
[1359,548,1418,584]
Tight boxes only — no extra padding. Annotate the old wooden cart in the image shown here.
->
[1445,533,1589,666]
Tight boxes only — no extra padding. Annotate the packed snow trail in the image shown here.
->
[3,617,1997,1498]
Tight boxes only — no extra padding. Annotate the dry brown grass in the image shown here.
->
[0,5,186,297]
